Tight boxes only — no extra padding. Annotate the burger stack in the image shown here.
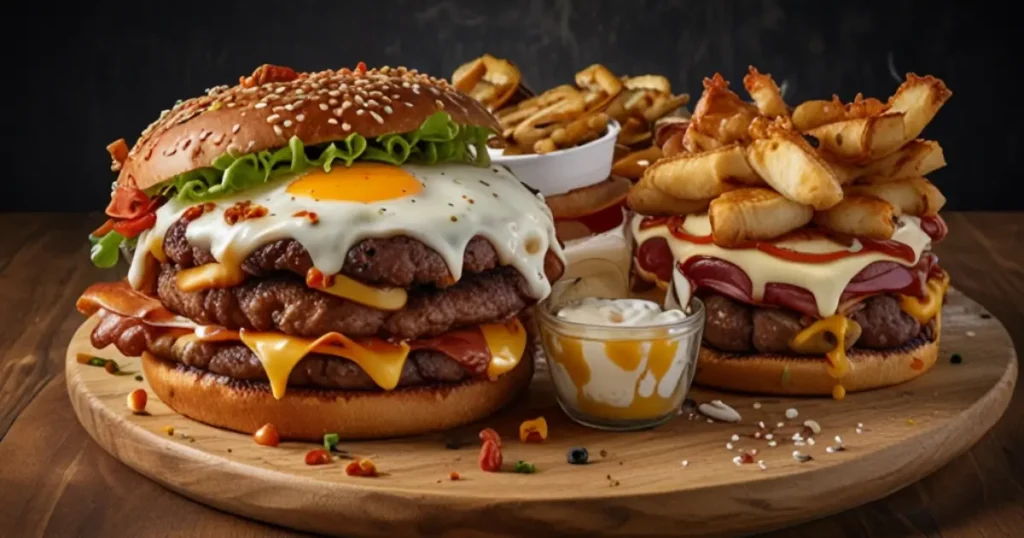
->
[628,67,953,399]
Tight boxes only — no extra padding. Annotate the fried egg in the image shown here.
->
[130,162,562,299]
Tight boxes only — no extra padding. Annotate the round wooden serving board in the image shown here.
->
[67,288,1017,537]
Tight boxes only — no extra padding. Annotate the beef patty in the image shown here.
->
[163,216,564,289]
[92,310,482,389]
[157,263,529,340]
[701,292,929,354]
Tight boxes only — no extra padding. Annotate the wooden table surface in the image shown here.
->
[1,212,1022,537]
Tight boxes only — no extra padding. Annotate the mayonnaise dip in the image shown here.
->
[555,298,687,327]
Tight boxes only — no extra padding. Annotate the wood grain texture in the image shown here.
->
[1,212,1023,537]
[60,289,1016,537]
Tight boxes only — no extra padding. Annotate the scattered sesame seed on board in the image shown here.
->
[283,120,293,128]
[328,118,338,125]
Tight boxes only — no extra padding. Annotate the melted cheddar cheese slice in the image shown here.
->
[481,319,527,380]
[789,314,858,399]
[184,319,528,399]
[306,270,408,311]
[899,273,950,324]
[176,262,246,291]
[238,330,411,399]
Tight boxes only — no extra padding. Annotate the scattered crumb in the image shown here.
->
[599,449,608,458]
[681,460,689,467]
[966,331,976,337]
[730,434,740,442]
[785,408,799,420]
[758,460,767,471]
[753,402,762,409]
[726,442,734,451]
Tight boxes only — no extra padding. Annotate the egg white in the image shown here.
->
[131,163,563,299]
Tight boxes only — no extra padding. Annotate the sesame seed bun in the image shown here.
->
[141,346,534,441]
[119,65,501,191]
[694,314,941,396]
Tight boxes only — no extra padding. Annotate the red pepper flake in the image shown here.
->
[223,201,268,225]
[479,440,502,472]
[305,268,334,289]
[182,202,217,222]
[448,471,460,481]
[911,358,924,370]
[293,210,319,225]
[345,458,378,477]
[478,428,501,447]
[240,64,299,88]
[355,61,367,75]
[305,448,332,465]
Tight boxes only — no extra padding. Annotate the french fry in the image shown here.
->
[646,143,759,200]
[618,117,652,146]
[682,122,724,153]
[709,188,814,247]
[792,95,845,131]
[743,66,788,118]
[625,75,671,94]
[856,140,946,183]
[812,195,897,239]
[612,146,663,179]
[627,180,711,216]
[689,73,760,144]
[806,112,906,164]
[452,54,522,111]
[512,95,585,146]
[846,177,946,216]
[575,64,623,112]
[886,74,952,143]
[745,127,844,210]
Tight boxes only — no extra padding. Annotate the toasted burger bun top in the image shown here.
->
[119,64,501,191]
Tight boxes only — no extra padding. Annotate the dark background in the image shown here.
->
[4,0,1019,212]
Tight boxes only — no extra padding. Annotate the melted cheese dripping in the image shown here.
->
[182,319,528,399]
[131,163,563,300]
[632,213,933,318]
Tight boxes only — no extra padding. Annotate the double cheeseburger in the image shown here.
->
[77,63,565,440]
[628,68,952,398]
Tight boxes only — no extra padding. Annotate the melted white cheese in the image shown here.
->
[632,213,932,317]
[130,163,563,299]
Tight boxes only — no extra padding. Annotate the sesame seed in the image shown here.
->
[732,456,742,466]
[273,125,283,136]
[232,124,240,133]
[680,460,689,467]
[266,114,281,124]
[341,101,351,110]
[319,103,329,111]
[296,114,305,122]
[199,130,213,141]
[275,86,286,94]
[367,99,379,108]
[435,99,445,109]
[328,118,338,125]
[758,460,767,471]
[370,111,384,123]
[369,90,382,98]
[392,93,401,99]
[404,102,414,107]
[328,98,339,106]
[768,440,778,447]
[753,402,761,409]
[272,106,285,112]
[354,95,365,105]
[967,330,976,337]
[328,90,340,97]
[402,82,410,88]
[726,442,734,450]
[384,105,393,114]
[785,408,799,420]
[255,102,268,109]
[295,88,304,95]
[283,119,293,128]
[412,88,420,95]
[342,122,351,131]
[382,96,391,104]
[333,108,344,117]
[808,437,816,445]
[293,99,304,108]
[356,109,365,116]
[284,104,293,111]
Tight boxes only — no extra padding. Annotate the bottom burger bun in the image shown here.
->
[694,314,940,395]
[142,347,534,441]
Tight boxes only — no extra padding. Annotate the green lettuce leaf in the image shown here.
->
[90,112,493,268]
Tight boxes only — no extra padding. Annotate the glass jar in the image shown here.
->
[535,295,705,431]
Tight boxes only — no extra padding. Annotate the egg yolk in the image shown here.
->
[286,163,423,203]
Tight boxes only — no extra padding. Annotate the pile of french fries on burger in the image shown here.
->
[453,54,691,159]
[627,66,952,246]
